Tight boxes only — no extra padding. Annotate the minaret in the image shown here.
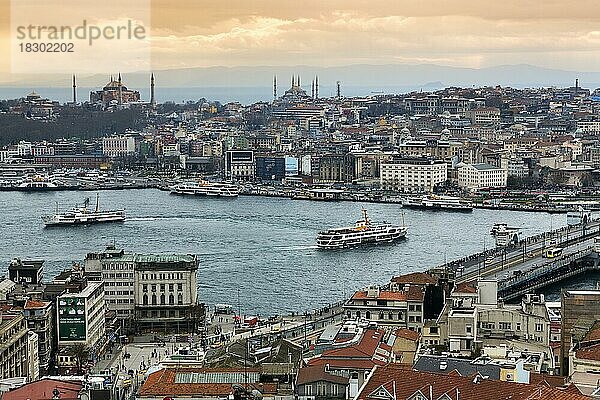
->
[150,73,156,106]
[311,79,315,98]
[575,78,579,96]
[315,76,319,99]
[72,74,77,104]
[273,75,277,99]
[291,75,294,88]
[298,75,300,88]
[336,81,341,98]
[118,72,123,105]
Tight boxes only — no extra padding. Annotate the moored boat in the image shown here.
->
[170,180,239,197]
[403,195,473,212]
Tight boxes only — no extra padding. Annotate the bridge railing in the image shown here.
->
[498,246,594,290]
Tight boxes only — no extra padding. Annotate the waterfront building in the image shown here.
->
[255,156,286,182]
[344,285,426,332]
[224,150,255,181]
[102,134,138,158]
[457,162,507,191]
[84,246,200,333]
[22,299,54,375]
[56,281,106,359]
[380,156,447,192]
[317,154,358,183]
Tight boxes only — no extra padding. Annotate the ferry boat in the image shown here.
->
[170,180,239,197]
[403,195,473,212]
[17,175,61,191]
[493,224,521,247]
[316,209,407,249]
[42,194,126,226]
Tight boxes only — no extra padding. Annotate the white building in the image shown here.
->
[56,281,106,352]
[84,246,199,333]
[457,163,507,191]
[380,157,447,192]
[102,135,137,158]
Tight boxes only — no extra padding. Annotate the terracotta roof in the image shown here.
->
[575,343,600,362]
[391,272,438,285]
[297,365,349,385]
[454,282,477,294]
[394,328,420,342]
[321,329,387,360]
[24,299,51,309]
[351,290,407,301]
[582,321,600,343]
[355,364,590,400]
[529,372,566,388]
[139,368,278,397]
[2,378,82,400]
[307,357,381,370]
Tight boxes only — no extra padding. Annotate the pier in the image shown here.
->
[438,219,600,301]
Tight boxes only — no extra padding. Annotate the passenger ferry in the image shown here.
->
[42,194,126,226]
[316,209,407,249]
[17,174,61,191]
[170,180,239,197]
[403,195,473,212]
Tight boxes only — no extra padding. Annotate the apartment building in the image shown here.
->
[380,157,447,192]
[457,162,507,191]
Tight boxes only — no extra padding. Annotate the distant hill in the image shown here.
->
[2,63,600,91]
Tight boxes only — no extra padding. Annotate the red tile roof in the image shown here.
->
[575,343,600,362]
[2,378,82,400]
[356,364,590,400]
[391,272,437,285]
[307,357,381,370]
[351,290,407,301]
[454,282,478,294]
[582,321,600,343]
[139,368,278,397]
[394,328,420,342]
[320,329,386,359]
[24,299,51,309]
[297,365,349,385]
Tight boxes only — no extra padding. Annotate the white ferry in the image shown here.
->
[42,194,126,227]
[316,209,407,249]
[403,195,473,212]
[170,180,239,197]
[17,175,60,190]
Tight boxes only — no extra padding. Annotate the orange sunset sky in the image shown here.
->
[1,0,600,78]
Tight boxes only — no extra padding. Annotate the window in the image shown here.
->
[169,283,174,292]
[535,323,544,332]
[178,283,183,291]
[365,311,371,319]
[178,293,183,305]
[152,294,157,305]
[169,294,175,305]
[160,294,165,305]
[466,325,472,334]
[160,284,165,292]
[499,322,512,330]
[151,284,156,292]
[142,284,148,293]
[305,385,312,396]
[143,294,148,305]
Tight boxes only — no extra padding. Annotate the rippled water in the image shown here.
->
[0,189,582,314]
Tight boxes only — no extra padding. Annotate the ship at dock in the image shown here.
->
[316,209,407,249]
[403,195,473,212]
[170,180,239,197]
[42,194,126,227]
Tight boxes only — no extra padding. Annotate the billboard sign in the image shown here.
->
[58,297,86,341]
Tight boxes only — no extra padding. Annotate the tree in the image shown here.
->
[69,343,89,373]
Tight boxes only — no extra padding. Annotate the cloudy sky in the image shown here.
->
[2,0,600,78]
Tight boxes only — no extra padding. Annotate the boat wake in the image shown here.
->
[275,244,319,251]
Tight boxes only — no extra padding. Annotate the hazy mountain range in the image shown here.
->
[1,63,599,96]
